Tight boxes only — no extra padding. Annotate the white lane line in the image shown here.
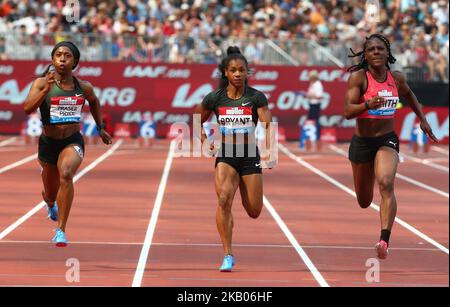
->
[401,153,449,173]
[280,143,449,255]
[0,137,17,147]
[0,140,123,240]
[328,144,448,199]
[0,240,442,252]
[395,174,448,198]
[431,146,449,155]
[423,157,448,163]
[132,140,176,287]
[326,144,348,156]
[263,195,329,287]
[0,154,38,174]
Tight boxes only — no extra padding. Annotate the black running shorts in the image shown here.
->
[215,143,262,176]
[348,131,400,164]
[38,131,85,165]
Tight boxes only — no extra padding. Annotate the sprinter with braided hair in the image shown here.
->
[344,34,437,259]
[348,33,397,72]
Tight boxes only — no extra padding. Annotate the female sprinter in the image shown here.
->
[194,46,272,271]
[344,34,437,259]
[24,41,112,246]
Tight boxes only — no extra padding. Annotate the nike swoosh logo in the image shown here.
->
[388,141,397,146]
[255,164,261,167]
[75,94,83,97]
[242,102,252,106]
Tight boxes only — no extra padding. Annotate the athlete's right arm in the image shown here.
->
[193,103,213,144]
[23,72,55,114]
[343,70,383,119]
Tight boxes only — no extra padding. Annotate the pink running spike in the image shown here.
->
[375,240,389,259]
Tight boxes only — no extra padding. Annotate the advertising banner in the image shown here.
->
[0,61,448,143]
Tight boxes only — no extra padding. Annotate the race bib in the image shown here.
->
[50,96,84,124]
[368,90,399,117]
[218,106,254,135]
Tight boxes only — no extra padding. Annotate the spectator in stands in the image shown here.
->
[436,23,449,47]
[427,39,449,82]
[110,33,121,61]
[432,0,449,26]
[244,33,263,64]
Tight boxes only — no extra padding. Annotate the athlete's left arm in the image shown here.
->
[81,80,113,145]
[257,105,273,158]
[393,71,438,142]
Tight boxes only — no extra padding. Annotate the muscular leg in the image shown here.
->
[239,174,263,219]
[374,147,398,231]
[56,145,83,232]
[39,160,59,206]
[215,163,240,256]
[351,162,375,208]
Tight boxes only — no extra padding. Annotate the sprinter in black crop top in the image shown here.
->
[23,41,112,247]
[194,46,274,272]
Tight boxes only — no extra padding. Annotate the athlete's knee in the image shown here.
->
[217,192,233,210]
[59,168,75,184]
[378,175,395,193]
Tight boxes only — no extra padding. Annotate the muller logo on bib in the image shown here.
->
[378,89,393,97]
[59,97,79,105]
[226,107,245,115]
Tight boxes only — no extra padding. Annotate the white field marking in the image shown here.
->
[0,240,442,252]
[296,154,327,160]
[328,144,448,198]
[132,141,176,287]
[263,195,329,287]
[280,143,449,255]
[395,173,448,198]
[0,137,17,147]
[401,152,449,173]
[431,146,449,155]
[0,154,37,174]
[423,157,448,163]
[0,140,123,240]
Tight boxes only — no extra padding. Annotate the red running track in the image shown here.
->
[0,137,447,287]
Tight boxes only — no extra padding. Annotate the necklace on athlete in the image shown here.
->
[55,77,71,86]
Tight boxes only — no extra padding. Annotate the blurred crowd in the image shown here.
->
[0,0,448,82]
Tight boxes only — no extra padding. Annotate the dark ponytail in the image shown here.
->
[218,46,250,89]
[39,64,53,78]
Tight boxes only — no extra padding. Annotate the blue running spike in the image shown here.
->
[52,228,68,247]
[219,255,234,272]
[47,202,58,222]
